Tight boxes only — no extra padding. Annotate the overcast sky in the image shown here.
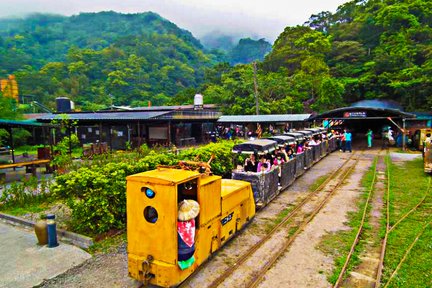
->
[0,0,348,42]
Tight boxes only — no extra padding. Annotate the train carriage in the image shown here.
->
[232,139,280,208]
[283,132,306,177]
[264,135,297,190]
[280,157,296,189]
[302,129,322,163]
[297,130,314,168]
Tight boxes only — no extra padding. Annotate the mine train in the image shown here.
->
[127,127,337,287]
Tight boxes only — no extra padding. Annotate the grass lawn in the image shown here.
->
[382,157,432,287]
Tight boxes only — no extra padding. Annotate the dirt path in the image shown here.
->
[257,151,374,288]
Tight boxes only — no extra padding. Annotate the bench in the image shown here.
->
[180,137,196,146]
[0,147,10,155]
[0,159,52,176]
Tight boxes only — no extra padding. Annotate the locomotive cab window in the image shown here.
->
[177,179,199,227]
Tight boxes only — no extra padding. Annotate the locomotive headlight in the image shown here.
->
[142,187,155,199]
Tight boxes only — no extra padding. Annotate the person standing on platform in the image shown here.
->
[343,129,352,152]
[366,129,373,148]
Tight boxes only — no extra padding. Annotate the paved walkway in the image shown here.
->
[0,222,91,288]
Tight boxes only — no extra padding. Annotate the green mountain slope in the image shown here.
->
[0,12,212,109]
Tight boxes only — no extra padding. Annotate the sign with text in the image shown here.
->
[343,111,367,118]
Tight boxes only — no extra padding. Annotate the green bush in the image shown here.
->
[52,140,238,234]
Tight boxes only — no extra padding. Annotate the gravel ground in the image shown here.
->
[37,242,141,288]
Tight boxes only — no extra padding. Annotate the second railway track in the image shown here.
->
[181,150,366,288]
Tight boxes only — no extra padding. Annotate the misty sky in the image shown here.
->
[0,0,348,41]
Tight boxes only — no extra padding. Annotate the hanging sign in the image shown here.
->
[343,111,367,118]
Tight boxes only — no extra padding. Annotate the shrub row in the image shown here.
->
[52,140,238,235]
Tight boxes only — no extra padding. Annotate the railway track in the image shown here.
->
[180,150,364,288]
[332,152,383,287]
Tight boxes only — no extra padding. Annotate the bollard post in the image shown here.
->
[46,214,59,248]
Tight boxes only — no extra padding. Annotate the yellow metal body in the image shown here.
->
[424,142,432,173]
[414,128,432,151]
[127,168,255,287]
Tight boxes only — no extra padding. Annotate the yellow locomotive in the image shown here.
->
[127,164,255,287]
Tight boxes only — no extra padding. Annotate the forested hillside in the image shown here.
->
[0,12,215,109]
[0,12,271,111]
[199,0,432,114]
[0,0,430,114]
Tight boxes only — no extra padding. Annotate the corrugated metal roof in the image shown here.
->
[218,114,311,123]
[37,111,171,122]
[412,112,432,120]
[309,107,416,120]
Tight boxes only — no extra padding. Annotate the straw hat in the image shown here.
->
[178,200,200,221]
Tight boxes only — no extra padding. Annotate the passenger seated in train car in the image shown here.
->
[244,153,258,172]
[271,147,283,163]
[286,147,295,160]
[272,153,285,184]
[297,142,304,154]
[280,147,289,162]
[259,162,269,173]
[257,155,271,172]
[304,140,312,150]
[308,137,318,146]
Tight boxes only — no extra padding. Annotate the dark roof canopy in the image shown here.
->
[309,106,415,121]
[0,119,53,128]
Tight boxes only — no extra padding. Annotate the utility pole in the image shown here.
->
[253,61,259,115]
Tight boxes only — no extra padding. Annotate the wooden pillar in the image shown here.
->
[137,121,141,148]
[108,125,112,152]
[68,125,72,156]
[99,122,103,143]
[8,127,15,164]
[168,121,172,146]
[402,118,406,151]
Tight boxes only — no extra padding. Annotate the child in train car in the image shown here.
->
[286,146,295,160]
[271,147,281,163]
[273,153,285,184]
[296,143,304,154]
[280,147,289,162]
[259,162,269,173]
[257,155,271,172]
[177,200,200,270]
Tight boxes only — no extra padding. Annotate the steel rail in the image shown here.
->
[382,218,432,288]
[246,152,360,287]
[333,154,378,288]
[388,177,431,233]
[247,156,361,288]
[197,151,358,288]
[376,155,391,286]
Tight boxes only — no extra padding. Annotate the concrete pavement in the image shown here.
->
[0,222,91,288]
